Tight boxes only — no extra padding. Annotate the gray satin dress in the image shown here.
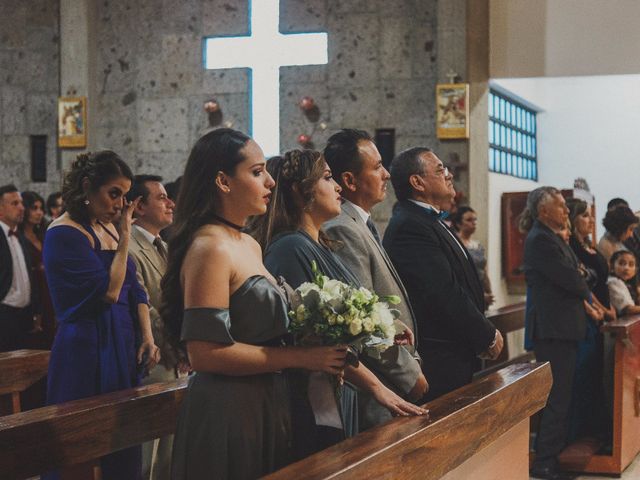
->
[171,275,292,480]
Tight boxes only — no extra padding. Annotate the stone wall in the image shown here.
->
[93,0,439,223]
[0,0,60,196]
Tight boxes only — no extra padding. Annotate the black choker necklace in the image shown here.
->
[212,214,245,231]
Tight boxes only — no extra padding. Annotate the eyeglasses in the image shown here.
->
[433,166,450,178]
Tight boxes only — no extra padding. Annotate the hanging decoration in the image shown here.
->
[295,96,328,149]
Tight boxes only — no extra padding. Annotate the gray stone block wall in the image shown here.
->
[0,0,60,196]
[1,0,450,224]
[93,0,439,224]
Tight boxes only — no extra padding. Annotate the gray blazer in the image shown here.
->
[324,202,422,429]
[129,226,178,370]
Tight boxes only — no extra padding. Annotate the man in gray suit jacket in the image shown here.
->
[127,175,181,480]
[323,129,428,430]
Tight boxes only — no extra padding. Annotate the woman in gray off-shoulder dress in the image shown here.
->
[161,129,347,479]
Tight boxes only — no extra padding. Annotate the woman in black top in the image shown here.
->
[566,198,613,445]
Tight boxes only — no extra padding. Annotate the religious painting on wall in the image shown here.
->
[436,83,469,139]
[58,96,87,148]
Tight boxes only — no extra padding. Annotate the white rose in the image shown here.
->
[357,286,374,302]
[362,317,375,333]
[298,282,320,297]
[373,303,395,327]
[349,318,363,336]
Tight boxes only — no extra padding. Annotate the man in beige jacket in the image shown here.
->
[127,175,182,480]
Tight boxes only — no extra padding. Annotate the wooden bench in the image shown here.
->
[558,314,640,475]
[479,302,533,376]
[0,362,550,480]
[0,349,50,415]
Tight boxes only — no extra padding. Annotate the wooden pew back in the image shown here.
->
[265,362,550,479]
[481,302,532,376]
[0,363,550,480]
[0,349,50,414]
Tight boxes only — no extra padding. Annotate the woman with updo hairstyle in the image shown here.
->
[43,151,159,480]
[251,149,426,460]
[161,130,347,479]
[19,191,56,347]
[598,205,639,262]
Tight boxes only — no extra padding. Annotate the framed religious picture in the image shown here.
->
[436,83,469,139]
[58,96,87,148]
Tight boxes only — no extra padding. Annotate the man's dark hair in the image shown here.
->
[126,174,163,203]
[389,147,431,201]
[607,197,629,211]
[603,206,638,239]
[0,184,19,199]
[323,129,372,187]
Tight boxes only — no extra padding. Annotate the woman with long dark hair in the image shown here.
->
[43,151,159,480]
[161,129,347,479]
[566,197,612,445]
[19,191,56,347]
[251,149,426,459]
[450,206,494,308]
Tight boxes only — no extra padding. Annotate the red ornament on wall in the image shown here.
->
[299,96,315,111]
[297,134,311,146]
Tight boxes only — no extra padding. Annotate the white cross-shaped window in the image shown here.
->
[204,0,328,156]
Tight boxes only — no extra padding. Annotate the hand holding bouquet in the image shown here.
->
[288,262,399,363]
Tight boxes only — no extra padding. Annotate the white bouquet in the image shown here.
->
[288,261,399,360]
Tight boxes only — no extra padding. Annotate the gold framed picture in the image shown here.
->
[436,83,469,139]
[58,96,87,148]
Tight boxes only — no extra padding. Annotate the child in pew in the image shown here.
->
[607,250,640,316]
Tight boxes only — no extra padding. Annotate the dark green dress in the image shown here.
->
[264,230,360,459]
[171,275,292,480]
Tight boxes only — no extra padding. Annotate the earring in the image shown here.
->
[84,199,90,205]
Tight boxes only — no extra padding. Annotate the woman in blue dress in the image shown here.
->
[161,129,348,479]
[43,151,160,480]
[251,149,426,460]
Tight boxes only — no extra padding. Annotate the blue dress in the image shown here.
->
[43,223,148,480]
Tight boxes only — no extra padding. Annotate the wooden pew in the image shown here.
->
[0,349,50,415]
[479,302,533,376]
[265,362,550,480]
[0,378,188,480]
[0,362,550,480]
[558,314,640,475]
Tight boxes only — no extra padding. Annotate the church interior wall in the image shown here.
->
[490,0,640,78]
[494,75,640,240]
[0,0,60,196]
[90,0,440,226]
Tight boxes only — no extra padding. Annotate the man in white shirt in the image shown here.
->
[0,184,36,352]
[126,175,180,480]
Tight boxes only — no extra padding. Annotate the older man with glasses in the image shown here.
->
[383,147,503,402]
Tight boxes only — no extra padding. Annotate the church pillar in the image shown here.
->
[436,0,469,206]
[59,0,97,170]
[467,0,490,248]
[435,0,490,249]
